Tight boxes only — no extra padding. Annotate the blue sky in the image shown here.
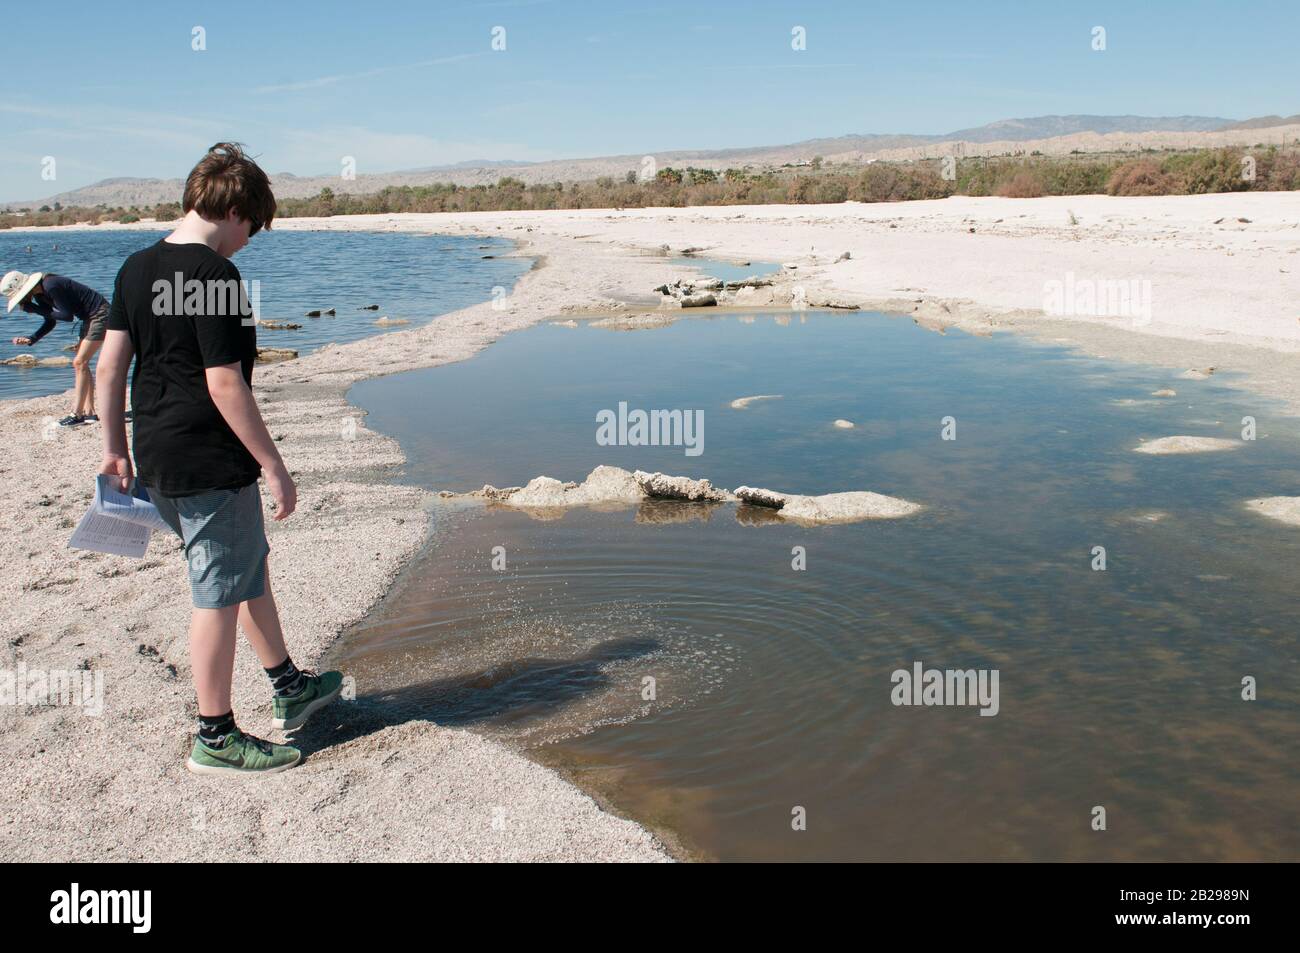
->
[2,0,1296,202]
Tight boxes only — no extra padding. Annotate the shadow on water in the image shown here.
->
[298,636,660,752]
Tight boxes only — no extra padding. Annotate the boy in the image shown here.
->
[2,269,111,425]
[96,142,342,775]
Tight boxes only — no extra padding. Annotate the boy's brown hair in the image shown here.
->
[181,142,276,230]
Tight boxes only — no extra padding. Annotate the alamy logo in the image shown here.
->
[49,883,151,933]
[152,272,261,326]
[1,663,103,716]
[891,661,1000,716]
[1043,271,1151,326]
[596,401,704,457]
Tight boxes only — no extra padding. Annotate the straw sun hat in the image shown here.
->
[1,270,43,313]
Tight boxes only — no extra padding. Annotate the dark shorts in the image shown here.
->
[148,481,270,609]
[79,302,109,343]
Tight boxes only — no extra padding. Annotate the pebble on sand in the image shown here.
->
[1133,435,1240,454]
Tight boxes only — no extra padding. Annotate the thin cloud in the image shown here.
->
[253,53,485,94]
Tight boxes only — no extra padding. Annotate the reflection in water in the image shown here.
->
[334,311,1300,861]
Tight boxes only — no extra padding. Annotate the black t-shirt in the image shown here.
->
[106,240,260,496]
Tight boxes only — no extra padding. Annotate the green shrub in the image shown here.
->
[1163,149,1249,194]
[1106,159,1176,195]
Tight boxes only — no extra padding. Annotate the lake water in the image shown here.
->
[668,256,779,283]
[337,309,1300,861]
[0,229,527,402]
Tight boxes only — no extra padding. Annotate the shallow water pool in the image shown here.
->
[338,309,1300,861]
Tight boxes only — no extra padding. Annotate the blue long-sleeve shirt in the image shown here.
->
[20,274,108,344]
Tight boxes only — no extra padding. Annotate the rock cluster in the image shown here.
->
[446,465,920,525]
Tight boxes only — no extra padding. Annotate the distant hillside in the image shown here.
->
[945,114,1231,143]
[1218,114,1300,130]
[6,113,1286,211]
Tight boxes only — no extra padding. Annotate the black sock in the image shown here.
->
[265,655,307,697]
[198,711,237,749]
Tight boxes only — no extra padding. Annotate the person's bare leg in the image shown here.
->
[72,338,102,416]
[237,557,289,668]
[190,604,239,716]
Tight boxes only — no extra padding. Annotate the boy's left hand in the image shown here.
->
[11,337,32,346]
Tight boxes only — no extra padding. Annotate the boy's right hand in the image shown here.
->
[99,453,134,493]
[11,337,32,346]
[265,464,296,520]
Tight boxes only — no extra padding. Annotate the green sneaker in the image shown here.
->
[186,729,301,776]
[271,670,344,731]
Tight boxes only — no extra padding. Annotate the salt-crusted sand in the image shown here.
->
[1133,435,1242,454]
[4,192,1299,861]
[1246,496,1300,526]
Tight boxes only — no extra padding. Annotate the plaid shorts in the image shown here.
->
[148,481,270,609]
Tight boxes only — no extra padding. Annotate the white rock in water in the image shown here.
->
[679,292,717,308]
[1246,496,1300,526]
[730,394,782,409]
[3,354,71,366]
[779,491,921,523]
[1151,389,1177,397]
[735,485,920,523]
[506,465,643,507]
[579,465,645,502]
[506,476,576,507]
[733,486,788,509]
[833,419,856,429]
[1134,435,1240,454]
[633,470,731,502]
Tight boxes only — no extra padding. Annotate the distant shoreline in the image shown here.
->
[6,140,1299,228]
[5,118,1297,215]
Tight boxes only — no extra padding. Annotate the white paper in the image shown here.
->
[96,476,173,533]
[67,475,172,558]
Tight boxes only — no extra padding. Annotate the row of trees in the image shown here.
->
[272,147,1300,216]
[3,148,1297,229]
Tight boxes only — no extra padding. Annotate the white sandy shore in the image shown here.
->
[4,192,1300,861]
